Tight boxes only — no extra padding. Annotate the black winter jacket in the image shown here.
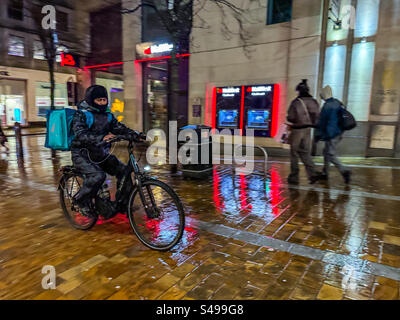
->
[71,101,138,159]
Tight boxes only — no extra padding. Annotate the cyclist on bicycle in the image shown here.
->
[71,85,144,216]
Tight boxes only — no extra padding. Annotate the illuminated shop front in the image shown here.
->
[0,78,26,126]
[0,65,76,127]
[136,41,190,133]
[35,82,69,118]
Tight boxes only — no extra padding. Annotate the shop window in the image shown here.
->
[8,35,25,57]
[35,82,68,118]
[0,79,26,126]
[56,45,69,63]
[57,11,69,32]
[267,0,293,25]
[33,40,46,60]
[323,45,347,101]
[348,42,375,121]
[8,0,24,21]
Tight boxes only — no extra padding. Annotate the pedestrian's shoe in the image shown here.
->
[287,176,299,185]
[319,173,329,181]
[309,174,322,185]
[343,171,352,184]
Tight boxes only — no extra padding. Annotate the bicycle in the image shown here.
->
[59,135,185,251]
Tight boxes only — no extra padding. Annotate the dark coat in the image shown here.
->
[287,95,320,129]
[71,100,138,160]
[317,98,344,141]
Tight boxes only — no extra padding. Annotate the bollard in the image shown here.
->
[14,122,24,161]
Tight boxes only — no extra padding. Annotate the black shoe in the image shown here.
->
[287,177,299,185]
[343,171,352,184]
[309,175,321,185]
[73,200,93,217]
[319,173,328,181]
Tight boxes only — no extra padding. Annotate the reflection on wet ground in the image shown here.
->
[0,135,399,300]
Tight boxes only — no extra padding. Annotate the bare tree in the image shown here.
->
[122,1,260,172]
[122,0,253,123]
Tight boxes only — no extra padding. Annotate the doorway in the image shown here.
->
[143,60,168,134]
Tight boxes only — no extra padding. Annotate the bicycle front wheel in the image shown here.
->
[128,179,185,251]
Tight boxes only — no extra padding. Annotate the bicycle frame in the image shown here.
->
[115,141,158,218]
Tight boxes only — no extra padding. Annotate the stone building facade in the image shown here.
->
[187,0,400,157]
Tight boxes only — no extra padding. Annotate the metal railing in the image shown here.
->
[232,144,269,177]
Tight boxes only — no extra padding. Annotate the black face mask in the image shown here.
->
[92,102,108,113]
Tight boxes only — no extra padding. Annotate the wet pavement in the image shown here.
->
[0,135,400,300]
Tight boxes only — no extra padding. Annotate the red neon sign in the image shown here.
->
[83,54,191,70]
[271,83,280,138]
[211,87,217,132]
[83,62,124,70]
[61,52,79,68]
[135,53,191,63]
[240,86,245,135]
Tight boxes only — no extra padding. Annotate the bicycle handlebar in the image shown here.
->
[96,133,147,148]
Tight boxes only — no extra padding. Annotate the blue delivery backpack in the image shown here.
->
[45,108,112,151]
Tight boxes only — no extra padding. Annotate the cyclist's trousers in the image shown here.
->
[71,149,127,207]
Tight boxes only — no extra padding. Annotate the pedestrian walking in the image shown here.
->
[287,79,321,185]
[0,123,9,154]
[317,85,352,184]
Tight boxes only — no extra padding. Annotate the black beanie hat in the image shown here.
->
[86,85,108,104]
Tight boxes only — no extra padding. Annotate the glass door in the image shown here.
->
[143,61,168,133]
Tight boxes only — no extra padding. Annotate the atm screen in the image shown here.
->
[218,109,238,128]
[247,109,270,129]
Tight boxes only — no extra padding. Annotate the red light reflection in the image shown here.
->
[239,174,252,213]
[269,168,282,216]
[213,169,225,212]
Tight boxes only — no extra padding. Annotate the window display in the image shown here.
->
[0,79,26,126]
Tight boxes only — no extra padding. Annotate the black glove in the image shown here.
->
[126,131,146,142]
[138,132,147,141]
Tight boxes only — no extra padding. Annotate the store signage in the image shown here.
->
[61,53,80,68]
[218,87,241,97]
[144,43,174,55]
[247,85,272,96]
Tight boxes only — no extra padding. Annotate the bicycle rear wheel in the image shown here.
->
[59,174,98,230]
[128,179,185,251]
